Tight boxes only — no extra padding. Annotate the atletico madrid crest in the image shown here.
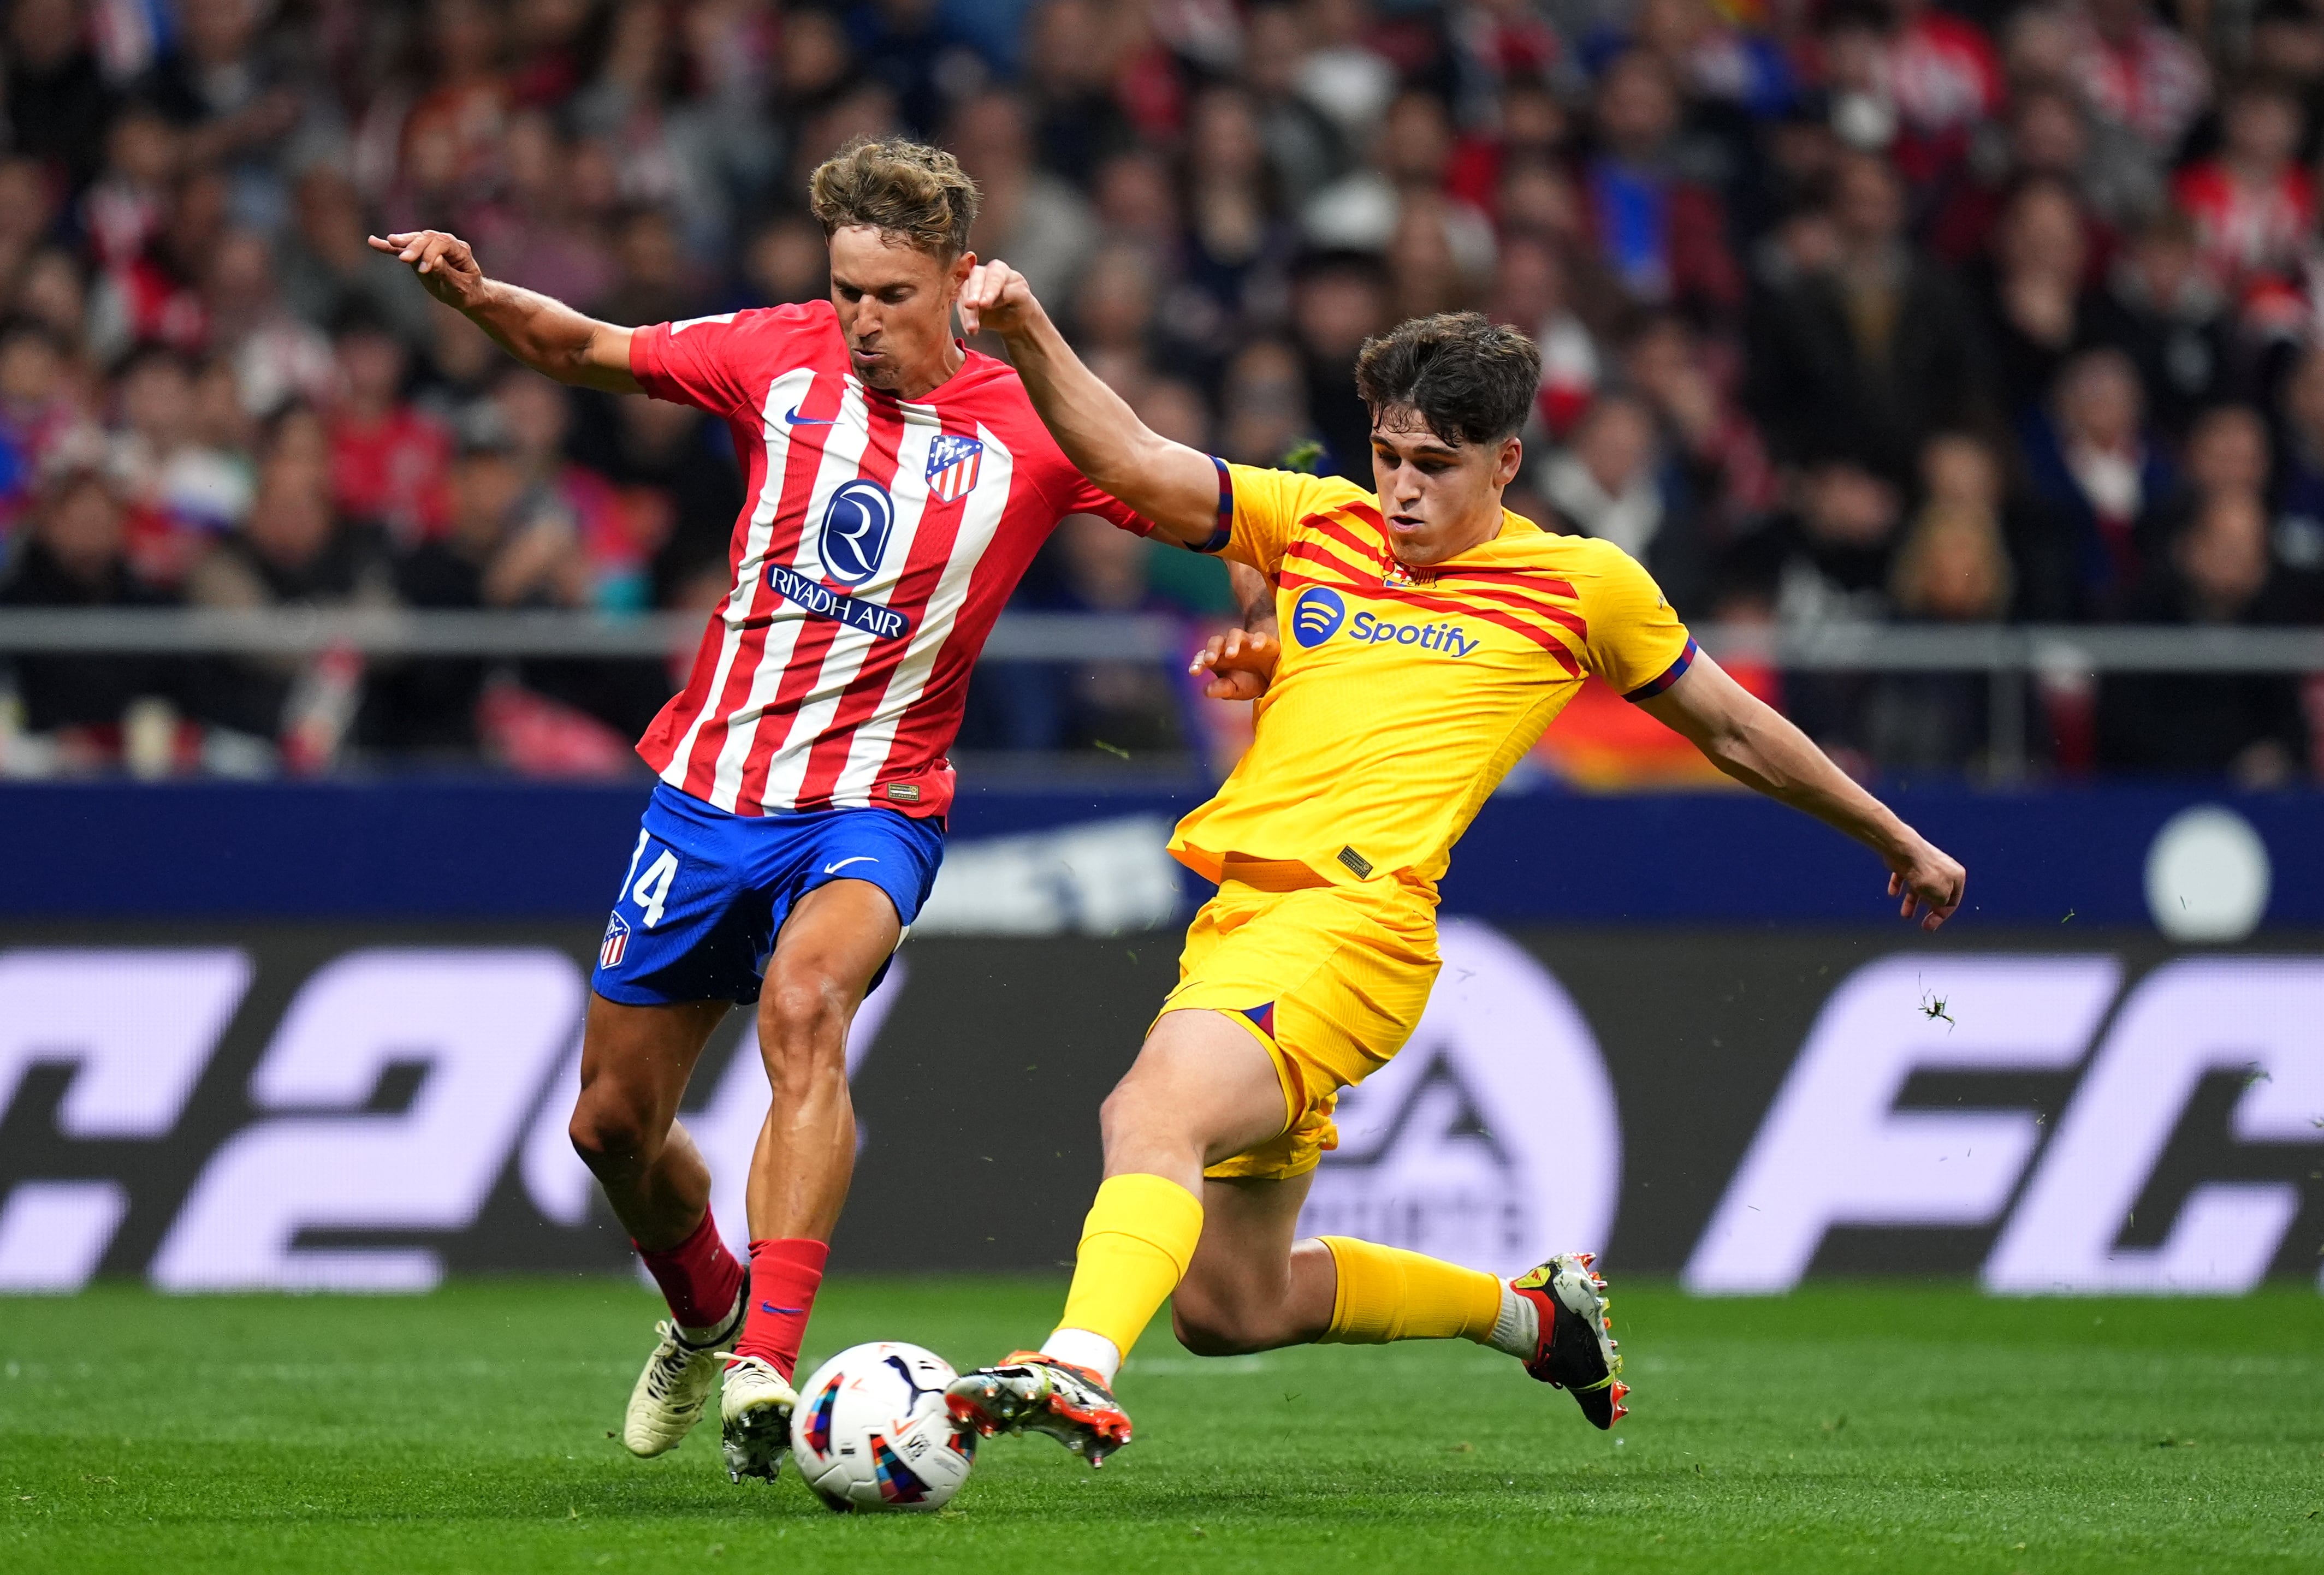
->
[924,433,983,503]
[599,912,631,970]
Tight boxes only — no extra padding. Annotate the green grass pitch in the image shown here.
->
[3,1278,2320,1573]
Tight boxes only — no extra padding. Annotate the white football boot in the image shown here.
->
[620,1283,746,1458]
[719,1355,799,1484]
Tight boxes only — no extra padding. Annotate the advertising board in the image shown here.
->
[5,924,2317,1294]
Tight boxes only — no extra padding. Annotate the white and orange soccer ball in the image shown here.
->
[788,1341,975,1512]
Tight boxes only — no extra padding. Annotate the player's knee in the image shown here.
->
[1098,1080,1210,1176]
[1169,1286,1269,1357]
[1097,1078,1166,1154]
[567,1084,653,1172]
[758,971,851,1076]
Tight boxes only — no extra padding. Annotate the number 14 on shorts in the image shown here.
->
[620,829,680,929]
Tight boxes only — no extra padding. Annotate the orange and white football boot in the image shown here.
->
[944,1351,1133,1466]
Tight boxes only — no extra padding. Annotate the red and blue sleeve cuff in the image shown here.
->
[1194,455,1234,554]
[1622,636,1699,703]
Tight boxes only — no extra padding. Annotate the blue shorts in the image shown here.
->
[591,783,946,1007]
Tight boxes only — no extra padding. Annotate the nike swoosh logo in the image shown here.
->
[821,857,879,876]
[784,406,835,425]
[762,1303,804,1316]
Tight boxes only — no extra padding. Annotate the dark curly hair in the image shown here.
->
[1354,312,1542,448]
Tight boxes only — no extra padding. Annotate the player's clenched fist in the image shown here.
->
[957,258,1040,338]
[368,230,490,311]
[1188,627,1279,702]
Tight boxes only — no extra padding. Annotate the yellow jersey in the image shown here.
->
[1170,463,1696,888]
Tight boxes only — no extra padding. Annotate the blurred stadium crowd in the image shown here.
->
[1,0,2321,783]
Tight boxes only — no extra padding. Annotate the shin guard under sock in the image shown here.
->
[732,1238,829,1381]
[1045,1174,1205,1377]
[1315,1236,1502,1345]
[635,1208,745,1336]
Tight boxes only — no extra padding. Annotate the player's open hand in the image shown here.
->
[1189,627,1279,701]
[369,230,489,311]
[1886,836,1966,931]
[957,259,1041,340]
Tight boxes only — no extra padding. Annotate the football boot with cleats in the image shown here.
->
[621,1282,747,1458]
[944,1351,1133,1466]
[1510,1252,1628,1429]
[718,1354,798,1484]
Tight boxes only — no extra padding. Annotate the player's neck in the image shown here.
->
[1390,501,1505,569]
[892,340,968,402]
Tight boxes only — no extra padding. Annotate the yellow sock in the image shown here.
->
[1048,1174,1205,1363]
[1317,1237,1502,1345]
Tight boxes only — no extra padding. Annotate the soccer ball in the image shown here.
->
[788,1341,974,1512]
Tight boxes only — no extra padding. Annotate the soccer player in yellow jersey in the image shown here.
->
[939,266,1969,1466]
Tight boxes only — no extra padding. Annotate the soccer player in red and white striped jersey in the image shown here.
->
[374,138,1251,1485]
[627,273,1153,821]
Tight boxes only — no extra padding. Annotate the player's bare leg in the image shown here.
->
[719,878,901,1484]
[744,879,899,1240]
[1169,1173,1331,1352]
[568,996,749,1456]
[570,996,731,1247]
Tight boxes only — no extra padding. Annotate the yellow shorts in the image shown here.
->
[1155,872,1441,1182]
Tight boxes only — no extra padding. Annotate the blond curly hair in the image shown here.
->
[808,137,981,259]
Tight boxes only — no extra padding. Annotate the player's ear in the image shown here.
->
[950,250,977,289]
[1495,435,1524,489]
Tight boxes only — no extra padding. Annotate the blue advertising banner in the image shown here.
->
[4,777,2320,931]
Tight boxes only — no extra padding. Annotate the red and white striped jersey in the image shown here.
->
[629,300,1148,818]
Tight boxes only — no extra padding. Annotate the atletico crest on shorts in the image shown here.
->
[599,912,631,970]
[924,433,983,503]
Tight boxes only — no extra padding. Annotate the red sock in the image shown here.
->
[733,1238,829,1381]
[635,1209,745,1333]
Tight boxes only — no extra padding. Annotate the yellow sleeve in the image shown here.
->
[1579,542,1698,700]
[1207,462,1367,577]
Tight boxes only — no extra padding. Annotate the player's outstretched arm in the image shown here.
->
[369,230,641,395]
[1639,653,1966,930]
[958,259,1220,548]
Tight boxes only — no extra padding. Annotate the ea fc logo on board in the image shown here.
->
[1290,586,1346,647]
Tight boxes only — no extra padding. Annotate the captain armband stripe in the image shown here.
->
[1192,455,1234,554]
[1622,636,1700,703]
